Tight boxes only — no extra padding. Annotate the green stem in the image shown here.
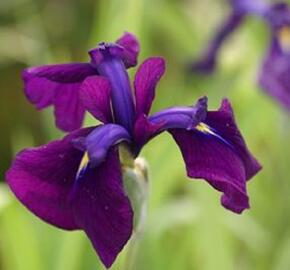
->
[123,233,141,270]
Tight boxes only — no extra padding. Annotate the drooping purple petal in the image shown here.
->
[5,127,93,230]
[134,57,166,116]
[54,83,86,131]
[90,44,135,133]
[23,63,96,132]
[205,99,261,180]
[259,38,290,111]
[23,63,96,83]
[79,76,113,123]
[170,99,261,214]
[24,77,56,109]
[171,129,250,213]
[70,148,133,268]
[73,124,131,167]
[116,32,140,68]
[189,11,245,74]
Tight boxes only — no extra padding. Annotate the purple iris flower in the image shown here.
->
[190,0,290,112]
[6,33,261,268]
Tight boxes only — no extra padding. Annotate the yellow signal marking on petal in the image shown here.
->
[278,26,290,52]
[77,151,89,178]
[195,122,216,135]
[195,122,232,148]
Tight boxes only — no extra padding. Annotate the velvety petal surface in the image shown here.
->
[54,83,86,131]
[79,76,113,123]
[205,99,261,180]
[6,128,93,230]
[133,114,164,155]
[23,63,96,131]
[259,39,290,111]
[24,77,56,109]
[170,99,261,213]
[134,57,166,116]
[70,148,133,268]
[116,32,140,68]
[23,63,96,83]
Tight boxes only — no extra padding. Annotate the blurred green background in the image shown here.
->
[1,0,290,269]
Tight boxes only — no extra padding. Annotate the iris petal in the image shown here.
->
[259,39,290,111]
[258,3,290,111]
[6,127,93,230]
[134,57,166,116]
[116,32,140,68]
[23,63,96,83]
[23,63,96,131]
[79,75,113,123]
[54,83,86,132]
[170,99,261,213]
[70,148,133,268]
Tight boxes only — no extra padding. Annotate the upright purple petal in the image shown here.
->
[170,99,261,213]
[79,76,113,123]
[23,63,96,132]
[116,32,140,68]
[134,57,166,116]
[5,128,93,230]
[70,149,133,268]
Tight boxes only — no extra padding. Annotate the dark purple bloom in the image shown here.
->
[7,35,261,268]
[23,32,140,132]
[259,3,290,111]
[190,0,290,112]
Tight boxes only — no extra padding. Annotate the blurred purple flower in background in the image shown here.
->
[190,0,290,112]
[6,33,261,268]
